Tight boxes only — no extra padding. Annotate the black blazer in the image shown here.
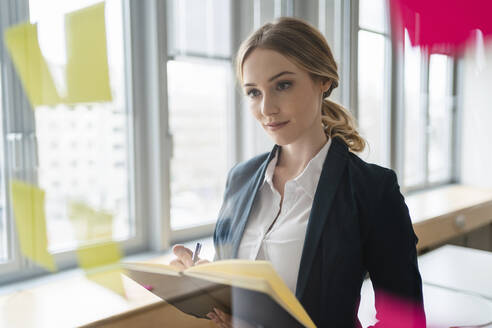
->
[213,136,425,327]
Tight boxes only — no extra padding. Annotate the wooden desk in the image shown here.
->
[0,274,214,328]
[418,244,492,300]
[405,185,492,250]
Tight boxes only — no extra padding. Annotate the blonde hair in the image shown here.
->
[236,17,365,153]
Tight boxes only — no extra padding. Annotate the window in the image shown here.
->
[166,0,232,235]
[167,60,230,230]
[357,0,391,167]
[0,0,143,283]
[354,0,457,190]
[427,55,454,183]
[29,0,135,249]
[403,30,456,190]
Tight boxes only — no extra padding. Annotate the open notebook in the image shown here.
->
[123,260,316,328]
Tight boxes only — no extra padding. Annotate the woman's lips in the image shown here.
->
[265,121,289,131]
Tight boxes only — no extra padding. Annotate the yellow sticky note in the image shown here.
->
[4,23,62,107]
[65,2,112,103]
[86,265,126,297]
[76,241,126,297]
[68,201,113,242]
[9,180,57,272]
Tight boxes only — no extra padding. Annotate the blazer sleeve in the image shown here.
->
[363,169,426,328]
[213,165,236,260]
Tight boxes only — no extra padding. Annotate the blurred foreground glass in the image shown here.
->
[167,60,229,230]
[29,0,134,250]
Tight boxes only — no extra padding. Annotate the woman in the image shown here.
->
[171,17,425,327]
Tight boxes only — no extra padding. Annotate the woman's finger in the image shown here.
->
[172,244,194,267]
[207,312,222,327]
[169,258,186,270]
[214,308,230,322]
[214,308,232,328]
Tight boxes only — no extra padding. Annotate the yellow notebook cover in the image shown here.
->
[123,260,316,328]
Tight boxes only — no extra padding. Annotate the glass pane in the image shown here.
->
[168,60,229,230]
[359,0,387,34]
[0,67,7,263]
[167,0,231,58]
[428,54,453,183]
[319,0,343,103]
[403,29,426,188]
[357,30,389,166]
[28,0,134,250]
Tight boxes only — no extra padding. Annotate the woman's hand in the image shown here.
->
[169,244,210,269]
[207,308,255,328]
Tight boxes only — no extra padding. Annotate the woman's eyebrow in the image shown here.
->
[243,71,295,87]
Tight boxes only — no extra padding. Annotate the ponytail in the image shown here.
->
[321,99,366,153]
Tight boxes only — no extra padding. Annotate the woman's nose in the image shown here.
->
[260,94,279,116]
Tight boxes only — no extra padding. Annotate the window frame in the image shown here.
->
[354,0,393,167]
[402,52,459,193]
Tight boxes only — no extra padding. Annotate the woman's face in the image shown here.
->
[242,48,330,146]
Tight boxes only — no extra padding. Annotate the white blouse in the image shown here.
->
[237,138,331,293]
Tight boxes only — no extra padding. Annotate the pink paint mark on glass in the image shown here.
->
[369,289,426,328]
[390,0,492,55]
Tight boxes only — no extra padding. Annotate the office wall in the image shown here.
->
[460,41,492,188]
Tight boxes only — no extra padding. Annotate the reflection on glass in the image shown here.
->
[357,30,388,166]
[167,60,229,230]
[428,54,452,183]
[167,0,231,58]
[359,0,387,34]
[0,70,7,263]
[403,30,426,188]
[30,0,133,251]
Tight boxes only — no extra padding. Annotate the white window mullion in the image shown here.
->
[129,0,172,252]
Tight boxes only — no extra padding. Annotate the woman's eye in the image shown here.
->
[247,89,261,98]
[277,81,291,91]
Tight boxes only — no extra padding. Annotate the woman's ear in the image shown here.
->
[321,79,332,94]
[320,79,332,98]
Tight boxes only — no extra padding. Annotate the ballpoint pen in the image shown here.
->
[192,242,202,265]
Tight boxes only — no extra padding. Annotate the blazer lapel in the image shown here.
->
[295,137,349,299]
[231,144,279,258]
